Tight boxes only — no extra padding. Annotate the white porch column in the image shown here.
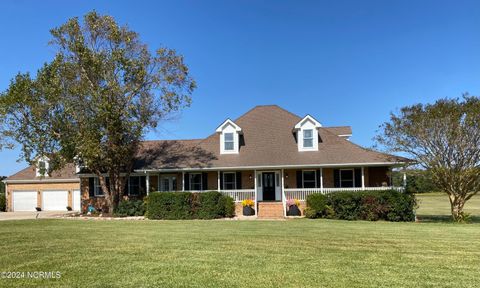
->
[217,171,220,192]
[403,167,407,188]
[281,169,286,217]
[182,172,185,191]
[254,170,257,217]
[361,167,365,190]
[320,168,324,193]
[146,173,150,195]
[389,167,393,187]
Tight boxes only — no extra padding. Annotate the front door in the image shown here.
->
[262,172,276,201]
[160,176,177,192]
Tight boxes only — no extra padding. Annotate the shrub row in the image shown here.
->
[305,190,416,221]
[145,191,235,220]
[0,194,5,212]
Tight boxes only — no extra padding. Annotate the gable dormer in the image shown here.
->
[294,115,322,152]
[216,119,242,154]
[35,156,50,177]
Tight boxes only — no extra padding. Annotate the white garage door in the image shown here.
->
[42,191,68,211]
[13,191,37,212]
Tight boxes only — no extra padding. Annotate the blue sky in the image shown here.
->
[1,0,479,176]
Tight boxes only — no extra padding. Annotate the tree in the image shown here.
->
[0,11,196,212]
[375,96,480,222]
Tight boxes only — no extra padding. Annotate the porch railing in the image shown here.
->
[284,186,405,201]
[219,189,255,202]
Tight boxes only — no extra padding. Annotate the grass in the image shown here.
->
[0,217,480,288]
[416,192,480,222]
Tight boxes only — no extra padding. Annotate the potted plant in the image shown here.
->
[242,199,255,216]
[66,206,72,211]
[35,207,42,212]
[286,199,301,216]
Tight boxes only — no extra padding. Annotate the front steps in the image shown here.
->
[257,202,284,219]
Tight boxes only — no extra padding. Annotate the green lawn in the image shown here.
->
[0,218,480,287]
[416,192,480,222]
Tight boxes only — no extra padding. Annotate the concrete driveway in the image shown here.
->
[0,211,72,221]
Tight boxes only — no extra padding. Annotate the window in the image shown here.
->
[223,172,236,190]
[275,173,280,187]
[224,133,234,151]
[257,174,262,187]
[189,173,202,191]
[302,170,317,188]
[128,176,141,196]
[94,177,106,196]
[340,169,354,188]
[36,159,49,177]
[303,129,313,148]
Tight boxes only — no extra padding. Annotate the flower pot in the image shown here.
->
[287,205,301,216]
[243,206,255,216]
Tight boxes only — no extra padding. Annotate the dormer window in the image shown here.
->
[35,157,50,177]
[216,119,242,154]
[294,115,322,152]
[303,129,313,148]
[224,133,234,151]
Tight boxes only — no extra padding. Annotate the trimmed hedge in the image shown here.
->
[114,199,145,217]
[305,190,416,222]
[0,194,5,212]
[146,191,235,220]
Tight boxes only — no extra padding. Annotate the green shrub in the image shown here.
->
[145,191,235,220]
[146,192,194,220]
[0,194,5,212]
[305,193,327,218]
[195,191,235,219]
[114,199,145,217]
[306,190,416,222]
[218,193,235,218]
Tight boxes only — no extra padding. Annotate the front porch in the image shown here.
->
[143,166,406,218]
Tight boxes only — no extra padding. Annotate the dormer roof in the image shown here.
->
[294,115,322,130]
[215,119,242,133]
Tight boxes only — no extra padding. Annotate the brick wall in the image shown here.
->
[6,182,80,212]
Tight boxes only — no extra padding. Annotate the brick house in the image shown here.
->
[4,105,407,217]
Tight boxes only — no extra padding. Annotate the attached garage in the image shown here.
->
[12,191,38,212]
[42,190,69,211]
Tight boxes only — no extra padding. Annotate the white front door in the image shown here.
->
[159,175,177,191]
[13,191,37,211]
[42,191,68,211]
[257,171,282,201]
[72,190,81,211]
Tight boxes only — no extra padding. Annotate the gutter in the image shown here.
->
[4,178,80,184]
[134,161,407,173]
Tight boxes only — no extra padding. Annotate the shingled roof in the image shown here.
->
[135,105,407,170]
[6,105,407,180]
[6,163,79,182]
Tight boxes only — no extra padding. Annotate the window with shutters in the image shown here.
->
[340,169,354,188]
[189,173,202,191]
[302,170,317,188]
[222,172,236,190]
[128,176,142,196]
[94,177,106,196]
